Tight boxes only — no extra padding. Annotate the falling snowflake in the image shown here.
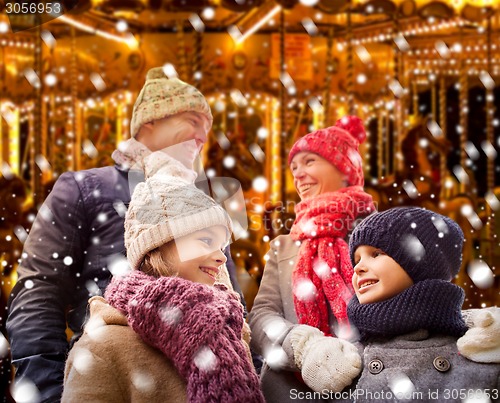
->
[72,347,95,375]
[63,256,73,266]
[389,79,404,98]
[113,201,127,218]
[400,234,425,262]
[229,89,248,107]
[312,259,330,280]
[465,141,480,160]
[249,143,265,163]
[193,346,218,372]
[223,156,236,169]
[301,17,318,35]
[85,315,107,341]
[107,254,130,277]
[485,191,500,211]
[90,73,106,92]
[452,165,470,185]
[38,204,54,222]
[402,180,418,199]
[131,371,155,393]
[24,280,34,289]
[388,372,416,400]
[463,389,493,403]
[14,225,28,243]
[460,205,482,230]
[11,378,40,403]
[467,260,494,289]
[252,176,268,192]
[189,13,204,32]
[85,280,100,296]
[158,305,183,327]
[263,318,288,342]
[294,278,317,302]
[83,139,98,159]
[264,346,288,370]
[0,332,9,358]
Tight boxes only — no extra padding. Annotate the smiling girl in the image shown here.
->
[62,152,264,403]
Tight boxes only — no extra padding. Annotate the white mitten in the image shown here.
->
[458,307,500,363]
[289,325,362,392]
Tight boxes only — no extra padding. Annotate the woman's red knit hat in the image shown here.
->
[288,116,367,186]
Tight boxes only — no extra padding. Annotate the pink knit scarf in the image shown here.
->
[105,271,264,403]
[290,186,375,336]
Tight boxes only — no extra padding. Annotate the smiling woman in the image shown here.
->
[248,116,377,401]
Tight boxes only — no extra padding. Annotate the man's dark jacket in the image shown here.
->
[7,164,244,402]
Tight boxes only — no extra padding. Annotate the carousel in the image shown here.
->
[0,0,499,321]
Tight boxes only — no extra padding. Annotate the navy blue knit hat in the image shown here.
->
[349,207,464,282]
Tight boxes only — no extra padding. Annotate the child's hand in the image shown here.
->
[289,325,362,392]
[458,307,500,363]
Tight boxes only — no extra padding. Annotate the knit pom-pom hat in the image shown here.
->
[130,67,213,138]
[288,115,367,186]
[349,207,464,283]
[125,151,233,270]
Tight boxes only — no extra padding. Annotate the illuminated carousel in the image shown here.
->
[0,0,499,323]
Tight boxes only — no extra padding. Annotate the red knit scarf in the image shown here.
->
[290,186,375,336]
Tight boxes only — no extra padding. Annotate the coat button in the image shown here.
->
[368,359,384,374]
[433,356,451,372]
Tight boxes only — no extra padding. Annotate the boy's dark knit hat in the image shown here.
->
[349,207,464,282]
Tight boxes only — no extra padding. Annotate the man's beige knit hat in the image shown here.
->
[125,151,232,270]
[130,67,213,138]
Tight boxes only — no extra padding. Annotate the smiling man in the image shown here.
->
[6,67,244,403]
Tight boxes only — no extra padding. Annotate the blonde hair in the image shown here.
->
[140,241,178,277]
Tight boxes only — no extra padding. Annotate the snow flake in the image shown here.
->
[131,371,155,393]
[14,225,28,243]
[85,315,107,340]
[85,280,99,296]
[11,378,40,403]
[0,332,9,358]
[249,143,265,163]
[293,278,317,302]
[313,259,330,280]
[263,318,288,342]
[24,280,34,289]
[467,260,494,289]
[38,204,54,222]
[252,176,268,192]
[63,256,73,266]
[188,14,204,33]
[388,372,416,400]
[264,346,288,370]
[402,180,418,199]
[485,191,500,211]
[223,156,236,169]
[72,347,95,375]
[193,346,218,372]
[158,305,183,327]
[113,201,127,218]
[400,234,425,262]
[107,254,131,277]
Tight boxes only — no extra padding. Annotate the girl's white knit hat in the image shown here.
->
[125,151,232,270]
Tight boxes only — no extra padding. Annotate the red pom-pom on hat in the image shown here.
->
[335,115,366,144]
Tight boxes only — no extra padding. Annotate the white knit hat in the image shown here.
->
[125,151,233,270]
[130,67,213,138]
